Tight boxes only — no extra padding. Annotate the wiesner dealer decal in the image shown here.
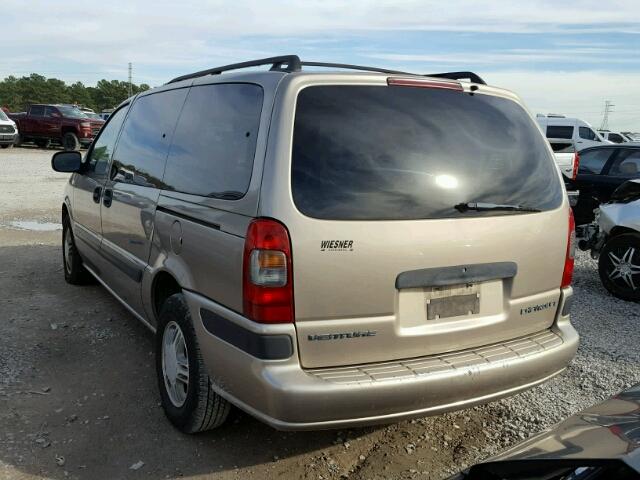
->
[320,240,354,252]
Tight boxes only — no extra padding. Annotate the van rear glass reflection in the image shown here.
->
[292,85,563,220]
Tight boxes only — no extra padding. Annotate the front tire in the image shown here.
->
[62,132,80,151]
[156,293,230,433]
[0,144,11,149]
[62,215,92,285]
[598,233,640,301]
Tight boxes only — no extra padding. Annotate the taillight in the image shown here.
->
[572,151,580,180]
[561,209,576,288]
[387,77,464,91]
[243,218,294,323]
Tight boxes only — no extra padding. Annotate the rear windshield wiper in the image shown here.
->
[455,202,541,213]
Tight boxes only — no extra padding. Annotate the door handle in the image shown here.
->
[103,189,113,208]
[92,186,102,203]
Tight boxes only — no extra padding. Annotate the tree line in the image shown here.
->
[0,73,151,113]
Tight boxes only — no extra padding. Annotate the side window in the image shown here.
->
[111,89,188,188]
[608,150,640,177]
[29,105,45,116]
[44,106,60,117]
[85,106,129,176]
[578,149,612,174]
[608,133,624,143]
[163,83,263,197]
[546,125,573,139]
[579,127,599,141]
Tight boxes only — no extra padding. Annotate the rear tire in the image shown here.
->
[598,233,640,302]
[0,144,10,149]
[62,215,92,285]
[35,138,50,149]
[62,132,80,151]
[156,293,230,433]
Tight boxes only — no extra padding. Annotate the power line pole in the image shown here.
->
[600,100,614,130]
[128,62,133,98]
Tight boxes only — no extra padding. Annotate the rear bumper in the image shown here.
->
[188,288,578,431]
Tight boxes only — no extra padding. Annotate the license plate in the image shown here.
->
[426,284,480,320]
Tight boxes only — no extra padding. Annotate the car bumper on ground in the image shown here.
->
[187,288,578,431]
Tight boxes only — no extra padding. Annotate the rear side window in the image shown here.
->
[608,133,624,143]
[546,125,573,139]
[292,85,563,220]
[578,149,612,174]
[111,89,188,187]
[550,142,575,153]
[163,83,263,198]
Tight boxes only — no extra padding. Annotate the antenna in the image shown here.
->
[128,62,133,98]
[600,100,614,130]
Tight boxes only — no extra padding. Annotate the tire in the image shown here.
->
[0,144,10,149]
[156,293,230,433]
[35,138,50,149]
[62,132,80,151]
[598,233,640,302]
[62,215,92,285]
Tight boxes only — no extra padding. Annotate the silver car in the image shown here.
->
[52,56,579,433]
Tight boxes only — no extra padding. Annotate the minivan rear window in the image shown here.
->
[292,85,563,220]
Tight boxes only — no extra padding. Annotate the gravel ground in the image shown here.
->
[0,148,638,480]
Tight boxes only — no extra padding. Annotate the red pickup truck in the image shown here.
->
[9,104,105,150]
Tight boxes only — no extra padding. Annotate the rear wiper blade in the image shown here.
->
[455,202,541,213]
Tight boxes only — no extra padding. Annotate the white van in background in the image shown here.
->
[536,114,610,150]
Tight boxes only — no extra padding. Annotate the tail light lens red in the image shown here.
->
[243,218,294,323]
[572,151,580,180]
[561,209,576,288]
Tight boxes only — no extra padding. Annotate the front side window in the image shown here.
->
[111,89,188,188]
[85,105,129,176]
[608,150,640,177]
[292,85,563,220]
[579,127,599,141]
[546,125,573,139]
[57,105,87,119]
[578,149,612,174]
[163,83,263,198]
[44,106,60,117]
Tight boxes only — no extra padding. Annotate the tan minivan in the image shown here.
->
[52,56,578,433]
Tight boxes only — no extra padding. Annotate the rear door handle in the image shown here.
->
[92,186,102,203]
[103,189,113,208]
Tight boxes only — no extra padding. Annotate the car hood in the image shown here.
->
[492,383,640,465]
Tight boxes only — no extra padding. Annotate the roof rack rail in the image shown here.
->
[167,55,302,84]
[300,61,412,75]
[426,71,486,85]
[167,55,487,86]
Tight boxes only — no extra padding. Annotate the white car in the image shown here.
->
[537,114,609,150]
[598,130,633,143]
[0,109,18,148]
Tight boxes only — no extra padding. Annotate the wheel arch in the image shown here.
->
[609,226,639,238]
[151,270,183,321]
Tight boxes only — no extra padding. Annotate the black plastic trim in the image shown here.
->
[200,308,293,360]
[562,292,573,317]
[427,71,487,85]
[100,244,143,283]
[396,262,517,289]
[156,205,221,231]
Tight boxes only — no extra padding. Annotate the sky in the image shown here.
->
[4,0,640,131]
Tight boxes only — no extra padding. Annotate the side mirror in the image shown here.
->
[51,151,82,173]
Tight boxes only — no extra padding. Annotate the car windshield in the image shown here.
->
[0,110,8,121]
[57,106,88,119]
[292,85,563,220]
